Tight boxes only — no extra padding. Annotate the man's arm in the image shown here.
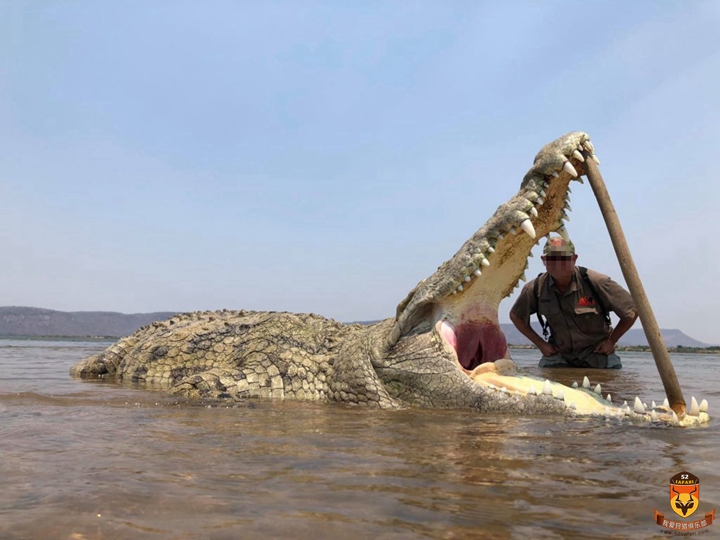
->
[590,271,639,355]
[510,311,560,357]
[593,311,638,354]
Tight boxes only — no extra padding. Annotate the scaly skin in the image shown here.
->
[71,133,709,426]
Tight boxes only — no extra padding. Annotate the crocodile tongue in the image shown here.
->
[455,321,508,370]
[438,317,509,370]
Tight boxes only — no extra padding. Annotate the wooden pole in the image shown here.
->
[582,153,686,417]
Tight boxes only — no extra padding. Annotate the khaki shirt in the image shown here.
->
[511,267,636,359]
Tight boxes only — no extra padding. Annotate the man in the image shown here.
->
[510,236,638,369]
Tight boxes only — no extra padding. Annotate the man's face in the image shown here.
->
[542,252,577,281]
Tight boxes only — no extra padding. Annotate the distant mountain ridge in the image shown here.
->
[499,323,712,348]
[0,306,177,338]
[0,307,713,347]
[350,321,713,348]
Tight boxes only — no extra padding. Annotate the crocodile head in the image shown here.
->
[390,131,588,367]
[379,132,707,426]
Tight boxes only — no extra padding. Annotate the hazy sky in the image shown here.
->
[2,2,720,344]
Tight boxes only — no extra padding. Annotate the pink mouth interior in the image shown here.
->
[440,320,508,370]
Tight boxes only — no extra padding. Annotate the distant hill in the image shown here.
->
[500,323,712,348]
[0,307,713,347]
[0,306,177,338]
[352,319,712,348]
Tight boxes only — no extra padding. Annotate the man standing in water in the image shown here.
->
[510,237,638,369]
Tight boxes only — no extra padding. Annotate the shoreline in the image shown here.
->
[1,336,718,354]
[509,344,720,355]
[0,335,118,342]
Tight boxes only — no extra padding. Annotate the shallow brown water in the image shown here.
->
[1,339,718,539]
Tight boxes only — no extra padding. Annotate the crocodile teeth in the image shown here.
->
[583,140,595,153]
[633,397,645,414]
[574,176,585,184]
[700,399,708,413]
[663,398,669,408]
[555,389,564,400]
[528,251,534,258]
[473,269,482,277]
[520,272,527,282]
[563,161,578,177]
[487,246,495,253]
[651,401,657,409]
[497,233,504,240]
[593,383,601,395]
[571,381,578,388]
[539,189,546,197]
[562,212,570,222]
[529,207,538,218]
[529,386,537,395]
[501,386,508,393]
[542,380,553,395]
[464,275,471,283]
[572,149,585,162]
[568,402,576,410]
[457,284,464,292]
[510,227,518,235]
[564,203,572,212]
[591,154,600,165]
[651,410,659,421]
[606,394,611,403]
[481,258,490,267]
[520,219,536,238]
[672,411,679,423]
[582,376,590,389]
[690,396,700,416]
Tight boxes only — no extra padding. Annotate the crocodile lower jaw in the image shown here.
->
[464,359,710,426]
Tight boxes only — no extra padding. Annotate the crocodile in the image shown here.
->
[71,132,709,426]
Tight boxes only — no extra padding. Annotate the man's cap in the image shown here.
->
[543,236,575,256]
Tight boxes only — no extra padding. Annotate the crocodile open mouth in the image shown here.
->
[414,134,601,374]
[392,132,596,368]
[437,316,508,371]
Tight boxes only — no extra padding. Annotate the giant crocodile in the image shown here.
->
[71,132,709,426]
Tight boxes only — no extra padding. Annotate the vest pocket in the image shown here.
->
[574,307,606,334]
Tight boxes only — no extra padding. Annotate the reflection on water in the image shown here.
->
[1,340,718,539]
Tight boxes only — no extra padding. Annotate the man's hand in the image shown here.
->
[593,338,616,355]
[538,341,560,357]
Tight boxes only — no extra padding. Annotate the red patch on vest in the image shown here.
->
[578,296,596,307]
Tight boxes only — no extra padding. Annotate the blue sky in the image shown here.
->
[2,1,720,343]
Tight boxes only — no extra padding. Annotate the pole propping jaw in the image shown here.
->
[580,152,687,418]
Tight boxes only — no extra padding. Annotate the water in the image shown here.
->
[1,339,718,539]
